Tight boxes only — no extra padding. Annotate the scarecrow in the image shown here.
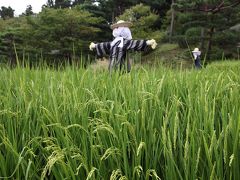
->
[89,20,157,73]
[192,47,202,69]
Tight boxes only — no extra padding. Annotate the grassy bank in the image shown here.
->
[0,61,240,179]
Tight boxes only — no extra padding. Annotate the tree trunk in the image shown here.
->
[200,28,205,50]
[169,0,175,43]
[206,26,214,59]
[112,11,115,23]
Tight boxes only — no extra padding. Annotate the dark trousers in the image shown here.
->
[194,56,202,69]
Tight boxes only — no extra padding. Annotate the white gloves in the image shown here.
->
[89,42,96,51]
[146,39,157,49]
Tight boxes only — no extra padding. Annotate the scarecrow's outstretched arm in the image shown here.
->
[124,39,157,51]
[124,40,147,51]
[89,39,157,57]
[90,41,111,58]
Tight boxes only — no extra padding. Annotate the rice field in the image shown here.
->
[0,61,240,179]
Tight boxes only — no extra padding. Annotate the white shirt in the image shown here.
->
[192,51,201,59]
[112,27,132,40]
[111,27,132,48]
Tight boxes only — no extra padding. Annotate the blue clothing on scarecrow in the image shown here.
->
[192,48,202,69]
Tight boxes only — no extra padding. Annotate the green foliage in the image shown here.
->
[75,3,107,21]
[117,4,163,41]
[21,5,34,16]
[0,61,240,179]
[45,0,72,8]
[72,0,85,6]
[0,8,104,65]
[213,30,240,46]
[1,0,239,65]
[30,7,103,59]
[55,0,71,8]
[46,0,54,7]
[166,0,240,60]
[96,0,170,25]
[97,0,138,21]
[140,0,170,26]
[0,6,14,20]
[185,27,201,37]
[0,17,30,65]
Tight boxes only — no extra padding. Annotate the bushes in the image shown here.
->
[117,4,163,41]
[0,8,104,65]
[213,30,240,46]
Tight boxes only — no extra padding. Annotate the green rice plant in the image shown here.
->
[0,60,240,179]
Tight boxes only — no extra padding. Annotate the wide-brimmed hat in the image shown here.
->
[192,47,200,52]
[110,20,132,29]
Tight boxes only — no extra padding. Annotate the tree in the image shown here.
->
[75,0,105,17]
[46,0,54,8]
[0,7,105,65]
[140,0,171,27]
[117,4,162,41]
[97,0,138,22]
[74,2,111,41]
[0,6,14,20]
[169,0,175,42]
[54,0,71,8]
[170,0,240,59]
[72,0,85,6]
[22,5,34,16]
[95,0,170,31]
[24,7,104,63]
[0,17,28,65]
[44,0,71,8]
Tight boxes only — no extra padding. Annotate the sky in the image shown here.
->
[1,0,47,15]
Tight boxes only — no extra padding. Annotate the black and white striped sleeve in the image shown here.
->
[95,42,111,58]
[124,40,148,51]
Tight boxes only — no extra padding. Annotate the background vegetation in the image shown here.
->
[0,1,240,179]
[0,0,240,66]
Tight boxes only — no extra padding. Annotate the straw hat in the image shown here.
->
[192,47,200,53]
[110,20,132,29]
